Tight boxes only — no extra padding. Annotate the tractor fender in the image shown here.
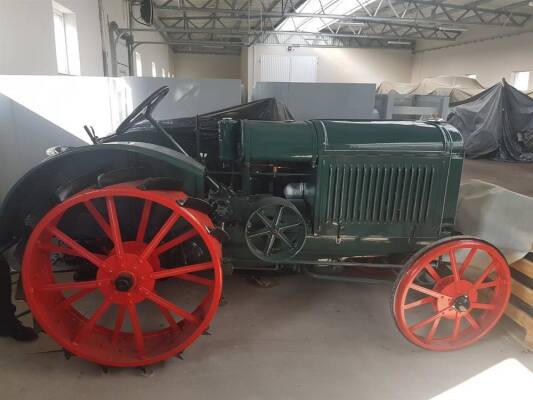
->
[0,141,206,250]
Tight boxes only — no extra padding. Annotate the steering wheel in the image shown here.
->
[115,86,170,135]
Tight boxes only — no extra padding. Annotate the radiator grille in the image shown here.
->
[324,164,435,224]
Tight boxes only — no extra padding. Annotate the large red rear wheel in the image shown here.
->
[22,182,222,367]
[392,236,510,351]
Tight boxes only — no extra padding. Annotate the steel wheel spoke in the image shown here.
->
[452,315,462,340]
[247,229,270,239]
[177,273,214,287]
[57,288,96,309]
[465,314,481,330]
[49,227,104,269]
[128,304,145,355]
[73,299,111,344]
[477,280,499,289]
[265,234,276,255]
[154,229,197,256]
[158,306,178,331]
[106,196,124,259]
[274,206,284,226]
[111,305,127,345]
[426,316,442,342]
[279,222,302,231]
[423,264,440,282]
[471,302,497,310]
[409,283,450,300]
[136,200,152,243]
[256,211,272,228]
[449,251,460,281]
[141,288,200,324]
[473,261,496,288]
[39,243,83,258]
[139,212,180,262]
[410,307,450,332]
[459,248,477,277]
[40,279,107,291]
[404,296,434,310]
[151,262,213,280]
[276,231,293,249]
[83,200,112,238]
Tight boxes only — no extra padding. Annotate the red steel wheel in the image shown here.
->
[392,236,511,351]
[22,182,223,367]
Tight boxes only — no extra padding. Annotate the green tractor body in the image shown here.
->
[218,118,463,261]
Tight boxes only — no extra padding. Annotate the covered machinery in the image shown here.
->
[0,87,511,367]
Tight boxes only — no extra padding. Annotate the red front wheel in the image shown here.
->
[392,236,511,351]
[22,182,223,367]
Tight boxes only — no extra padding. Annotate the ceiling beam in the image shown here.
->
[156,5,530,27]
[125,26,453,41]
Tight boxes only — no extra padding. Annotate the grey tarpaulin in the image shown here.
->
[447,80,533,161]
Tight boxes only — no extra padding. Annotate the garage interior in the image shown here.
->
[1,0,533,399]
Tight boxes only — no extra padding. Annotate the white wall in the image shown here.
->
[248,45,413,94]
[0,75,242,198]
[0,0,173,78]
[241,47,249,100]
[83,0,174,78]
[173,53,241,80]
[0,0,57,75]
[412,30,533,91]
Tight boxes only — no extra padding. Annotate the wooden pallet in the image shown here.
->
[504,258,533,351]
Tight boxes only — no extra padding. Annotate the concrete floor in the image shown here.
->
[2,159,533,399]
[462,159,533,197]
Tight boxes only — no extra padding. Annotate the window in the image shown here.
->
[162,67,166,78]
[512,71,530,91]
[135,52,143,77]
[466,74,477,79]
[276,0,375,33]
[151,62,157,77]
[53,2,80,75]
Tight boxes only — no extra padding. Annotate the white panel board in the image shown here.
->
[260,55,290,82]
[253,82,375,120]
[260,55,317,83]
[290,56,317,83]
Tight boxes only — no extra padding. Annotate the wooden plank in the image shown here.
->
[505,302,533,350]
[505,303,532,330]
[510,258,533,279]
[511,279,533,305]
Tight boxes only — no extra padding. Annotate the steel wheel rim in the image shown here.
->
[393,238,510,351]
[245,203,306,263]
[22,183,222,367]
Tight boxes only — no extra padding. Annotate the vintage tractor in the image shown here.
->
[0,87,511,367]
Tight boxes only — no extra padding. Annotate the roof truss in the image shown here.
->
[124,0,532,54]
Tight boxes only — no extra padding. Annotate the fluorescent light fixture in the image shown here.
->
[336,21,366,26]
[387,40,411,45]
[439,26,468,32]
[276,0,376,33]
[202,45,224,49]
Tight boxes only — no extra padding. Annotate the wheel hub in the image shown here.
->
[453,295,471,312]
[114,273,135,292]
[434,276,477,319]
[98,252,155,305]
